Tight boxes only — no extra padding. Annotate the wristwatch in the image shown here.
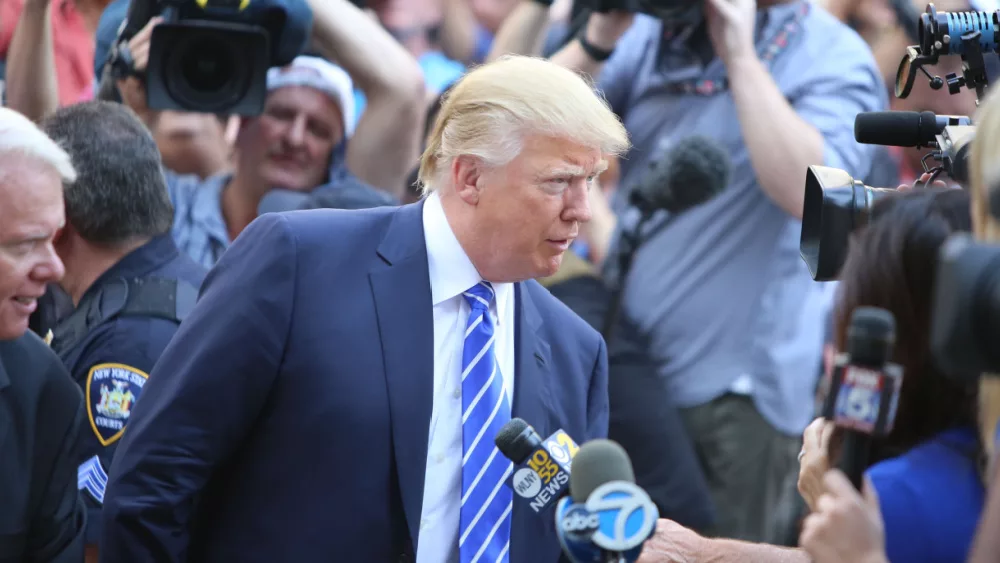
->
[576,30,614,62]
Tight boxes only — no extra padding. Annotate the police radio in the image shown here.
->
[555,439,658,563]
[822,307,901,491]
[494,418,580,513]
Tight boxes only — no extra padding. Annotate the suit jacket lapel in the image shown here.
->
[369,201,434,549]
[509,282,556,563]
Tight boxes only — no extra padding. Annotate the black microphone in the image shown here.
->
[495,418,580,513]
[604,136,730,343]
[628,135,731,217]
[854,110,973,148]
[821,307,903,491]
[555,439,658,563]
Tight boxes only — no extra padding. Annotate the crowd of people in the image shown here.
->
[0,0,998,561]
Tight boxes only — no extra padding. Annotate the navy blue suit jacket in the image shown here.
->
[100,201,609,563]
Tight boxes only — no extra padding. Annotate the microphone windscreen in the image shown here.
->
[854,111,936,147]
[846,306,896,366]
[495,418,542,464]
[637,136,730,215]
[568,439,635,503]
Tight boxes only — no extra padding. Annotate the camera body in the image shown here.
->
[112,0,312,115]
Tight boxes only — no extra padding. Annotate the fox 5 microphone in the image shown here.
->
[494,418,580,513]
[555,439,659,563]
[822,307,902,491]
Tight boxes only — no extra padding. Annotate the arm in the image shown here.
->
[486,0,550,61]
[549,11,635,79]
[5,0,59,120]
[28,362,86,563]
[307,0,424,196]
[727,54,823,219]
[710,0,883,219]
[586,334,610,440]
[638,519,810,563]
[439,0,478,63]
[100,214,297,561]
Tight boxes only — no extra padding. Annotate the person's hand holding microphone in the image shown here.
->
[800,469,889,563]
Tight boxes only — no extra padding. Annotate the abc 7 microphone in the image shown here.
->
[495,418,580,513]
[554,440,659,563]
[821,306,902,490]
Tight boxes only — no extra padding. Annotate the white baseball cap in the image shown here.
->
[266,55,356,138]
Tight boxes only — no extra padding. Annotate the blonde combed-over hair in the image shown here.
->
[0,107,76,184]
[418,55,630,195]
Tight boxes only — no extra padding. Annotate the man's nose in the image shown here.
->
[563,180,593,223]
[284,114,308,146]
[32,246,65,284]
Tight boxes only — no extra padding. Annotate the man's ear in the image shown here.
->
[451,154,485,205]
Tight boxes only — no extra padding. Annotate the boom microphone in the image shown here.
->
[821,307,903,491]
[628,135,731,217]
[495,418,580,513]
[854,111,972,148]
[555,440,658,563]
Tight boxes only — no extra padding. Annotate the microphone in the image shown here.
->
[555,440,659,563]
[821,307,903,491]
[854,110,973,148]
[628,135,731,217]
[495,418,580,513]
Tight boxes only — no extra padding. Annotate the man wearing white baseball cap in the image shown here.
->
[101,0,424,268]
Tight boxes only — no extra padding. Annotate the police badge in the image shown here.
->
[86,363,149,446]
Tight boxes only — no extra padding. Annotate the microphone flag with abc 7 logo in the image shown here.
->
[555,440,659,563]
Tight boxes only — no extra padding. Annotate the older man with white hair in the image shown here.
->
[100,55,629,562]
[0,107,87,563]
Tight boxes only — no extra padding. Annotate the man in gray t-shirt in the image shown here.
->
[542,0,886,544]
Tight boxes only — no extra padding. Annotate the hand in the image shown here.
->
[115,17,162,119]
[897,172,950,191]
[635,519,700,563]
[584,10,635,50]
[704,0,756,66]
[800,470,888,563]
[798,417,842,512]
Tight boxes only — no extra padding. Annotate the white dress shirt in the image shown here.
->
[416,192,516,563]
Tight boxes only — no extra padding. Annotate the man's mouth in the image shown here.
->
[10,296,39,313]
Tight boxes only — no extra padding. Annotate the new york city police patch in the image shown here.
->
[86,363,148,446]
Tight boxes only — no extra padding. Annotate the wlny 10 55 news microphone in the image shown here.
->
[495,418,580,513]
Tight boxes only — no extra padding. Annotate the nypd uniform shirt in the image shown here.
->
[52,235,207,544]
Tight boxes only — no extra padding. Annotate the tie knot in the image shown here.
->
[462,281,495,311]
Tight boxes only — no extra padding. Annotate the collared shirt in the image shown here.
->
[163,145,354,269]
[416,192,515,563]
[598,4,886,435]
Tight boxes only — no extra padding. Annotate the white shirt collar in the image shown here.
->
[422,192,511,322]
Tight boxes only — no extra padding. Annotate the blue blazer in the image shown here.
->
[100,201,610,563]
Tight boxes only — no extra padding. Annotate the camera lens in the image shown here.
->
[163,29,251,112]
[179,39,233,94]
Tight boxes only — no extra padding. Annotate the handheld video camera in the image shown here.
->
[931,234,1000,377]
[109,0,312,115]
[799,165,896,281]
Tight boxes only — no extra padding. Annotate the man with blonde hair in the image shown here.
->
[100,55,629,562]
[0,107,88,562]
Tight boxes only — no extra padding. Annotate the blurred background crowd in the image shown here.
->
[2,0,999,560]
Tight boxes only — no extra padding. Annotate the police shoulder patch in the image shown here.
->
[86,363,149,446]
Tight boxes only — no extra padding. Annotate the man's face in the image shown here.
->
[461,135,604,282]
[0,156,66,340]
[238,86,345,191]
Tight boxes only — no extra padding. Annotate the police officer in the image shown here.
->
[38,100,207,558]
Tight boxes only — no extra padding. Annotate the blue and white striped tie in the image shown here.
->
[459,281,513,563]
